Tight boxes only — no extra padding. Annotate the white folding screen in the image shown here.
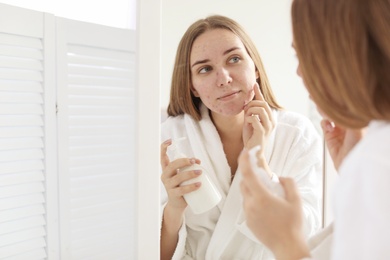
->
[56,18,136,259]
[0,5,51,259]
[0,3,137,259]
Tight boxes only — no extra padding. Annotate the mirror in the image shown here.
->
[160,0,328,224]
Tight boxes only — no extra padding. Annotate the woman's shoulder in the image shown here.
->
[161,114,186,128]
[161,114,187,139]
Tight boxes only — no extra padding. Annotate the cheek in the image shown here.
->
[192,84,211,99]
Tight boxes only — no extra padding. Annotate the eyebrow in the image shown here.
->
[191,46,241,68]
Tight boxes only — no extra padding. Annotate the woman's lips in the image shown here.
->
[218,91,241,101]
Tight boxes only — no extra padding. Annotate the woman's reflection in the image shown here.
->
[159,15,322,260]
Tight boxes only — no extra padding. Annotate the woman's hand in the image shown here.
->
[321,119,365,170]
[242,83,275,170]
[242,82,275,150]
[239,149,311,260]
[160,139,202,211]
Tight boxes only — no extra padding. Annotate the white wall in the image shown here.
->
[161,0,312,118]
[0,0,136,29]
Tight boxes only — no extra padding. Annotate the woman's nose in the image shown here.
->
[216,68,232,87]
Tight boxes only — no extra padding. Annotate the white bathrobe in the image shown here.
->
[160,104,322,260]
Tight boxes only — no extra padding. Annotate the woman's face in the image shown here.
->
[190,28,258,117]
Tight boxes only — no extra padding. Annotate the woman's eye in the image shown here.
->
[229,56,240,63]
[199,66,211,74]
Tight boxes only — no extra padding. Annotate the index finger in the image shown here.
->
[253,82,265,101]
[160,139,172,169]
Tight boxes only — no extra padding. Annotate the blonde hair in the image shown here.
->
[167,15,282,120]
[292,0,390,128]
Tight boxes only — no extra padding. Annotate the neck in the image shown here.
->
[210,110,244,140]
[210,110,244,177]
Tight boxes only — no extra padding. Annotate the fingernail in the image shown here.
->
[190,158,196,164]
[194,170,202,175]
[163,139,172,144]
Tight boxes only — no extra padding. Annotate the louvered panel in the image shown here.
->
[68,96,133,106]
[69,154,132,168]
[4,248,46,260]
[0,215,45,235]
[61,35,135,259]
[70,163,130,178]
[68,105,133,116]
[0,34,42,49]
[0,149,44,163]
[0,227,45,247]
[0,115,43,127]
[0,68,42,81]
[67,45,132,62]
[71,234,130,260]
[0,237,46,259]
[0,80,42,92]
[68,66,131,79]
[0,193,45,211]
[0,127,43,138]
[0,161,43,175]
[71,201,132,222]
[71,227,131,249]
[68,55,132,70]
[69,116,133,126]
[0,183,44,199]
[69,146,131,157]
[0,57,42,70]
[0,92,43,103]
[0,24,47,259]
[0,104,43,115]
[0,171,44,187]
[68,85,133,96]
[68,76,132,88]
[0,137,43,149]
[0,205,45,223]
[70,214,131,244]
[71,190,130,213]
[69,126,132,136]
[69,135,132,146]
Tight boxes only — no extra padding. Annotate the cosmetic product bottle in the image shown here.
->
[167,137,222,214]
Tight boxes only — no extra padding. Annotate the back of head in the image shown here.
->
[292,0,390,128]
[167,15,282,120]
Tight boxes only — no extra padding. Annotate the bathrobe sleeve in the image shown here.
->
[160,181,188,259]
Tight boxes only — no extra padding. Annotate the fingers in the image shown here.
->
[164,167,202,189]
[253,82,265,101]
[245,83,275,130]
[160,139,172,169]
[320,119,335,134]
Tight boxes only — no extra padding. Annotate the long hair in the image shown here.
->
[292,0,390,128]
[167,15,282,120]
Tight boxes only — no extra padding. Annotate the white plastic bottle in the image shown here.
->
[167,137,222,214]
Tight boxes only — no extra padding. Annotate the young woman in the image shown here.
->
[240,0,390,259]
[160,15,323,260]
